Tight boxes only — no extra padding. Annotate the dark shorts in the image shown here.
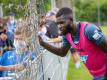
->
[93,76,104,80]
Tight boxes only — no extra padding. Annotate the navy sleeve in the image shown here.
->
[84,23,105,45]
[62,35,69,46]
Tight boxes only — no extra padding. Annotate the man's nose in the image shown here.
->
[59,26,64,31]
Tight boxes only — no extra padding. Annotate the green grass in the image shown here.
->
[67,58,93,80]
[67,27,107,80]
[102,27,107,36]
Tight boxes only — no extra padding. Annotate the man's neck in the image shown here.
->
[71,22,78,36]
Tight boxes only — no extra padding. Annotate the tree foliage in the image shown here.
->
[75,0,107,23]
[0,0,29,18]
[36,0,51,15]
[44,0,51,13]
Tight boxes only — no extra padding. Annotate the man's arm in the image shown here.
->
[84,23,107,52]
[0,64,24,71]
[38,36,70,57]
[98,38,107,52]
[97,38,107,79]
[84,24,107,79]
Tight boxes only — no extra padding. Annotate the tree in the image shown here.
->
[75,0,107,23]
[0,0,29,18]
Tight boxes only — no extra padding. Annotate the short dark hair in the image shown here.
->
[56,7,73,19]
[15,30,21,35]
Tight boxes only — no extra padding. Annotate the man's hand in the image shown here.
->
[8,47,13,50]
[7,64,23,71]
[14,64,25,71]
[3,46,14,51]
[38,35,70,57]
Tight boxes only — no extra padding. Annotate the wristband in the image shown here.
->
[70,48,76,53]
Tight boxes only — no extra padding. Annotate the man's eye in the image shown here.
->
[57,21,65,25]
[60,21,65,24]
[59,21,65,24]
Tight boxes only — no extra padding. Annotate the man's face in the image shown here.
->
[8,16,12,20]
[14,34,23,41]
[0,33,7,41]
[8,16,15,23]
[56,16,72,35]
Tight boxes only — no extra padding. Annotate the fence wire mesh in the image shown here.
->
[0,0,69,80]
[15,0,44,80]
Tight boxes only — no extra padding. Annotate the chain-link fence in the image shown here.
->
[0,0,70,80]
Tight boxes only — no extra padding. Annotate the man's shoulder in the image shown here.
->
[83,23,99,37]
[84,23,100,32]
[83,23,105,45]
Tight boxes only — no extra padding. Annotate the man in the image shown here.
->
[0,32,14,52]
[0,32,24,77]
[0,31,25,77]
[7,12,16,43]
[7,12,16,33]
[39,7,107,80]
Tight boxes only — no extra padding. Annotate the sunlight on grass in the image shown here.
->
[101,27,107,36]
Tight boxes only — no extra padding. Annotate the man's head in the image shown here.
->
[0,18,8,31]
[14,30,23,41]
[56,7,74,35]
[8,12,15,24]
[0,24,7,41]
[0,32,7,41]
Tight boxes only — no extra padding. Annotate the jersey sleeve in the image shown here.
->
[84,23,105,45]
[62,35,69,46]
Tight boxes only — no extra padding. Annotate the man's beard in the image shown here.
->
[61,24,72,35]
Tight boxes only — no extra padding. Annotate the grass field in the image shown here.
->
[102,27,107,36]
[67,27,107,80]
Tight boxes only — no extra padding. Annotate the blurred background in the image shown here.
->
[0,0,107,80]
